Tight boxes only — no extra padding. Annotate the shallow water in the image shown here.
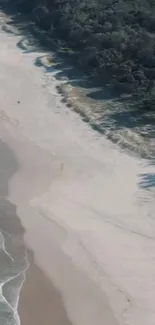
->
[0,139,28,325]
[0,211,28,325]
[0,10,155,325]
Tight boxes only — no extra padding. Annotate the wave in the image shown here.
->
[0,230,29,325]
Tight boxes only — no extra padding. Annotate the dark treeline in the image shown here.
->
[10,0,155,108]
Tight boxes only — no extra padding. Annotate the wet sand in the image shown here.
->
[0,139,72,325]
[1,10,155,325]
[0,138,73,325]
[19,250,72,325]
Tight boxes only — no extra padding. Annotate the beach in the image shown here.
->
[18,250,72,325]
[0,10,155,325]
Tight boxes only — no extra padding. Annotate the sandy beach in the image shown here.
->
[18,250,72,325]
[0,10,155,325]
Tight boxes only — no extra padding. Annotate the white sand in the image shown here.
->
[0,13,155,325]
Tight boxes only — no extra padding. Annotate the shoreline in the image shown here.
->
[18,249,72,325]
[0,11,155,325]
[1,131,120,325]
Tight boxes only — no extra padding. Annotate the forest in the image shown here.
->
[9,0,155,108]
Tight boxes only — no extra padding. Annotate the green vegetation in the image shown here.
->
[10,0,155,108]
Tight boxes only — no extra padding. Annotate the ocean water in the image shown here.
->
[0,200,28,325]
[0,137,29,325]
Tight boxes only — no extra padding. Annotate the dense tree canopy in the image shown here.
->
[12,0,155,107]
